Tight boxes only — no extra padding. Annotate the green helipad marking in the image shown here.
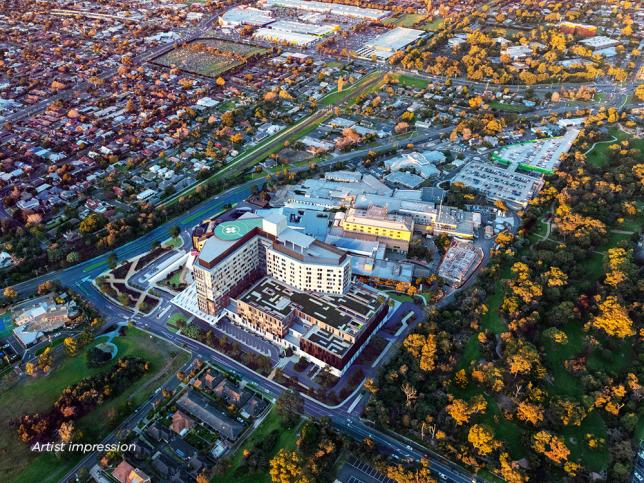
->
[214,218,263,241]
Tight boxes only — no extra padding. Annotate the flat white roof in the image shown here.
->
[580,36,619,49]
[278,227,315,249]
[269,19,336,36]
[366,27,424,52]
[263,0,388,20]
[254,28,319,46]
[220,6,274,26]
[385,171,425,188]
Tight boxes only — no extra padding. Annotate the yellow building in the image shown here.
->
[339,207,413,253]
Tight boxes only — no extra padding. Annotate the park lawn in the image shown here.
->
[396,73,430,89]
[420,16,444,31]
[386,291,414,303]
[602,231,632,249]
[219,408,301,483]
[580,252,604,282]
[458,335,482,369]
[481,280,508,334]
[578,228,631,282]
[1,328,189,483]
[587,336,634,376]
[526,217,554,245]
[385,13,426,27]
[541,321,585,399]
[482,398,527,460]
[586,127,642,168]
[489,101,530,113]
[562,411,609,472]
[617,213,643,232]
[579,230,632,281]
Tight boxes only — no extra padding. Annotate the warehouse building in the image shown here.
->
[219,6,274,27]
[579,35,620,50]
[253,27,319,46]
[269,19,337,36]
[262,0,389,21]
[361,27,425,59]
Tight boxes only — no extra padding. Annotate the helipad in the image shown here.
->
[214,218,263,241]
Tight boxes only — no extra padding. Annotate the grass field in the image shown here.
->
[384,13,443,31]
[167,313,187,332]
[386,291,414,303]
[586,127,644,168]
[421,17,444,31]
[458,334,482,369]
[163,237,183,249]
[319,71,384,106]
[219,409,301,483]
[0,328,189,482]
[0,312,13,339]
[395,73,430,89]
[489,101,530,113]
[155,39,267,78]
[481,264,512,334]
[562,411,609,472]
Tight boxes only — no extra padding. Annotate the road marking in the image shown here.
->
[347,394,362,414]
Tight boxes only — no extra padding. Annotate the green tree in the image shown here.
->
[276,389,303,427]
[66,251,80,263]
[107,253,118,269]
